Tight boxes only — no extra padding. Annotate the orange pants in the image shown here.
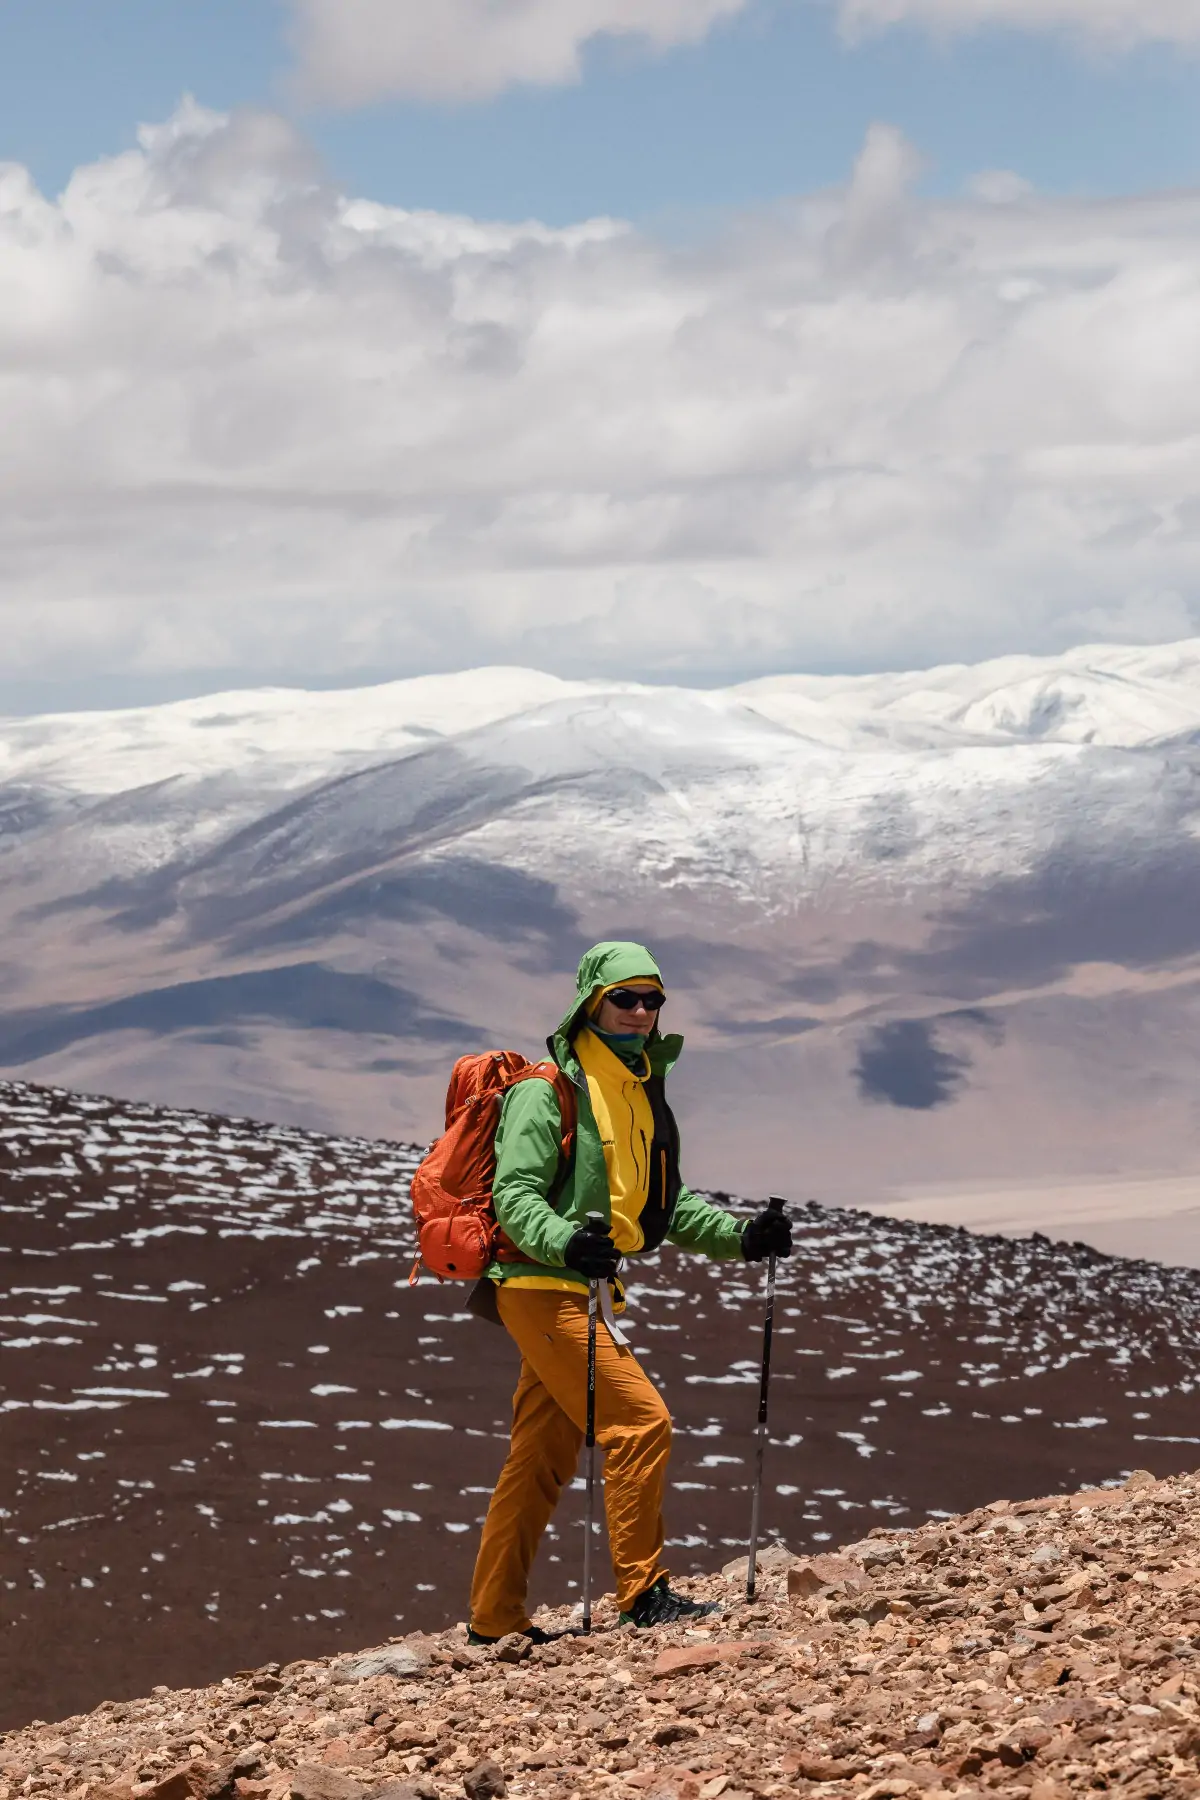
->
[469,1285,671,1636]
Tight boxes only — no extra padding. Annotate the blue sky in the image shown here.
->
[2,0,1199,224]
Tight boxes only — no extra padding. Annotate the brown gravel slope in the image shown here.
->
[5,1468,1200,1800]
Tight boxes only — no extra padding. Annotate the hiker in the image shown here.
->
[467,940,793,1642]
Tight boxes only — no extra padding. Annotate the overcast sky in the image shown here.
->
[2,0,1199,709]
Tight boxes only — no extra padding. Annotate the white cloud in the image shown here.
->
[286,0,748,105]
[835,0,1200,48]
[282,0,1200,108]
[2,100,1200,694]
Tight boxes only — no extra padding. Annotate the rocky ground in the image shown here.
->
[4,1468,1200,1800]
[5,1078,1200,1731]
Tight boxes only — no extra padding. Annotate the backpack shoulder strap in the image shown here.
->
[488,1065,580,1264]
[505,1061,577,1163]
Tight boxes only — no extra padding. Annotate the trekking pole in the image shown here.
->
[746,1195,787,1602]
[581,1212,606,1635]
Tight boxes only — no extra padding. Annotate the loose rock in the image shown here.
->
[650,1643,744,1678]
[289,1767,363,1800]
[461,1759,506,1799]
[6,1470,1200,1800]
[335,1647,429,1684]
[720,1542,795,1584]
[787,1553,867,1598]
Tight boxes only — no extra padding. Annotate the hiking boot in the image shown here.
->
[467,1623,566,1647]
[619,1577,721,1628]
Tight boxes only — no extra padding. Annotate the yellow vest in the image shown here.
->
[574,1027,655,1254]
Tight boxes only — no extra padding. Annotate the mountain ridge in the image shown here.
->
[2,639,1198,1253]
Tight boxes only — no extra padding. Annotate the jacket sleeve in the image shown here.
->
[666,1185,746,1260]
[492,1079,576,1268]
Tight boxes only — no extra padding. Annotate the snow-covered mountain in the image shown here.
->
[738,639,1200,751]
[2,639,1199,1236]
[6,638,1200,797]
[4,640,1199,896]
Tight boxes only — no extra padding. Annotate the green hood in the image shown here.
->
[551,940,682,1079]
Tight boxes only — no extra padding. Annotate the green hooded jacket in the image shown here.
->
[487,941,745,1287]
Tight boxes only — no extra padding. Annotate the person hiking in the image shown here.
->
[467,940,793,1642]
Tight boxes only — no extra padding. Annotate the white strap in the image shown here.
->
[599,1277,630,1348]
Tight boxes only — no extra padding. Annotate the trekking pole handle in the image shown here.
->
[757,1207,784,1428]
[584,1212,609,1233]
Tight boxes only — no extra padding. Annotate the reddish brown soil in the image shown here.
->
[3,1079,1199,1732]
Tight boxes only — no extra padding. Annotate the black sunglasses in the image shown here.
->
[605,988,666,1013]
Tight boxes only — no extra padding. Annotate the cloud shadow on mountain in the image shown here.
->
[0,785,77,844]
[230,857,580,963]
[854,1019,972,1110]
[769,842,1200,1012]
[905,845,1200,998]
[0,964,480,1066]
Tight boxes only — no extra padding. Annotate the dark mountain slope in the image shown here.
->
[2,1077,1199,1729]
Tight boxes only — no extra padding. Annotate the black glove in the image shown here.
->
[563,1223,621,1281]
[742,1207,793,1262]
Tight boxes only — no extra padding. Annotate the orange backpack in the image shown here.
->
[409,1051,578,1282]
